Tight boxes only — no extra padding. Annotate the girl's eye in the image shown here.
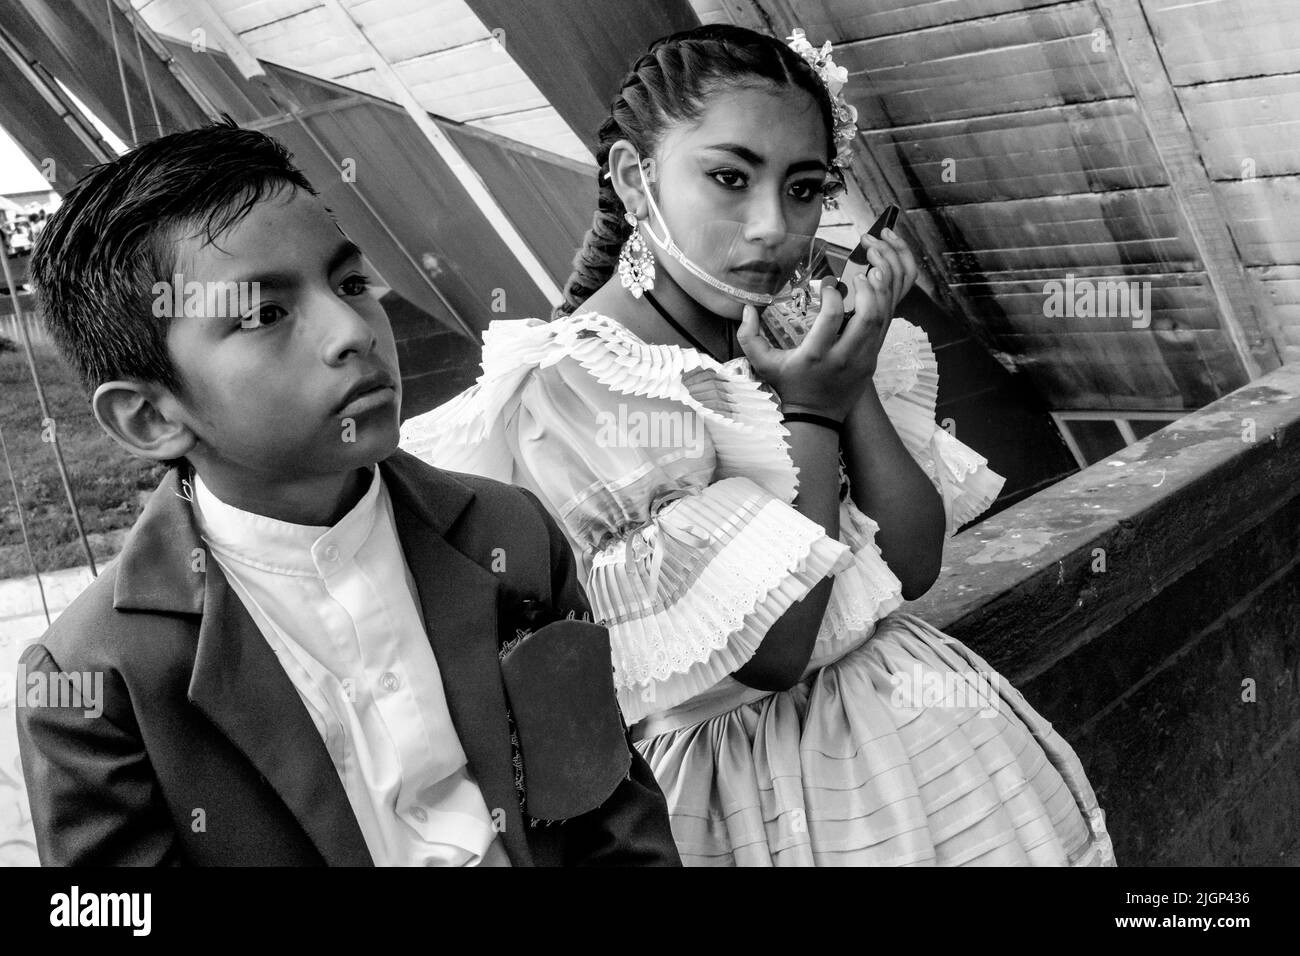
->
[339,274,371,297]
[789,180,823,203]
[241,304,286,330]
[708,168,747,189]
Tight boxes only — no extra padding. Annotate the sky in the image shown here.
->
[0,124,50,195]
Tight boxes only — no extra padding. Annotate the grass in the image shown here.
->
[0,336,166,579]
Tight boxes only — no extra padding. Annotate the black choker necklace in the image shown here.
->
[642,289,737,363]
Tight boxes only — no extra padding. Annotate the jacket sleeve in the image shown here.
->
[15,642,182,866]
[521,487,680,867]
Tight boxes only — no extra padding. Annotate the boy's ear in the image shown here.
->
[91,380,197,463]
[607,139,655,218]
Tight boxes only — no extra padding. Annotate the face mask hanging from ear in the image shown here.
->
[635,158,814,309]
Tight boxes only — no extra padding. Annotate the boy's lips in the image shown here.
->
[334,370,398,416]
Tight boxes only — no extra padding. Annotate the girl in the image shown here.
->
[402,24,1114,866]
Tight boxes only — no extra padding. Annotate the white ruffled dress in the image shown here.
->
[401,311,1115,866]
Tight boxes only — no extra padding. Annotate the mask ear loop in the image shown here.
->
[634,158,801,309]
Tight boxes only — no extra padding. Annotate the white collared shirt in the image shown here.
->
[191,466,507,866]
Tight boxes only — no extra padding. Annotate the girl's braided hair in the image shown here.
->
[552,24,835,320]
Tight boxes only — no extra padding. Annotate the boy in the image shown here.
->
[15,120,679,866]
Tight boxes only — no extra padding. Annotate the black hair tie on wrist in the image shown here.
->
[781,412,845,437]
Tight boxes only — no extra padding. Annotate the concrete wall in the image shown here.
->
[909,362,1300,865]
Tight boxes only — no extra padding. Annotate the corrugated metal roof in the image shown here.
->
[132,0,595,161]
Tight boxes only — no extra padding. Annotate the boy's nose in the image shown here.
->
[318,294,377,365]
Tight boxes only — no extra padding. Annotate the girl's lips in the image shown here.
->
[336,384,396,418]
[729,266,785,292]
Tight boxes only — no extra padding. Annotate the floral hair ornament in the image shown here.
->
[786,28,859,208]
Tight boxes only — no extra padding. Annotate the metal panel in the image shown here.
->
[862,100,1167,207]
[135,0,594,161]
[1179,74,1300,181]
[1144,0,1300,85]
[462,0,699,152]
[838,2,1127,128]
[1216,176,1300,268]
[3,0,209,145]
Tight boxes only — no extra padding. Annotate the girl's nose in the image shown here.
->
[743,190,788,247]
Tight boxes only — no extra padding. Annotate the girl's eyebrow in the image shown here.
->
[702,143,828,175]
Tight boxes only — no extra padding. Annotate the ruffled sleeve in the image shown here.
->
[756,318,1008,664]
[400,313,852,725]
[872,319,1006,535]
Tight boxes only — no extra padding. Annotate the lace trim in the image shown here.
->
[813,496,906,653]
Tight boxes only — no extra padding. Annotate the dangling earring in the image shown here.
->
[617,212,655,297]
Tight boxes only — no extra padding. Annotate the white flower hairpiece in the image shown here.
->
[786,28,859,176]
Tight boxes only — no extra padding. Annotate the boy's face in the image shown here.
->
[164,187,401,483]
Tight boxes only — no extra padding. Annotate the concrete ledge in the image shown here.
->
[908,361,1300,864]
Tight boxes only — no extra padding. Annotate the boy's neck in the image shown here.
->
[188,462,375,527]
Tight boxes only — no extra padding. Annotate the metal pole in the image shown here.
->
[0,423,50,625]
[0,242,98,576]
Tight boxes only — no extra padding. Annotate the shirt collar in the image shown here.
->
[192,466,383,576]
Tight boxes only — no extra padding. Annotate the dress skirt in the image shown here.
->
[634,612,1116,867]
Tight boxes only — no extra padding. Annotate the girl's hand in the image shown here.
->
[861,227,918,319]
[738,269,895,421]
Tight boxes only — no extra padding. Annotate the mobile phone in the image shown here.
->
[840,204,900,287]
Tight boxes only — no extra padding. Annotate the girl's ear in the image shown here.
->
[607,140,654,218]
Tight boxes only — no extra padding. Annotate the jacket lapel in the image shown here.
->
[187,565,374,866]
[115,468,372,866]
[382,453,534,866]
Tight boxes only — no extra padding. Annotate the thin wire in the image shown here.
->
[133,18,162,135]
[106,0,137,144]
[0,242,97,576]
[0,423,50,626]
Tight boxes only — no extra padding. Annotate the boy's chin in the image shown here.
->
[308,418,401,471]
[342,423,401,467]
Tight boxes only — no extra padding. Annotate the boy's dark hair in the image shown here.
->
[32,117,317,399]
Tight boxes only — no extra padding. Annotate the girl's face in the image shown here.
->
[646,83,832,319]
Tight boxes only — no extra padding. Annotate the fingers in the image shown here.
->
[836,271,886,356]
[880,227,918,304]
[863,235,901,306]
[736,303,774,366]
[801,278,845,355]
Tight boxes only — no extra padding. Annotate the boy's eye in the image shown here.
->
[339,275,371,297]
[708,168,747,189]
[241,304,286,330]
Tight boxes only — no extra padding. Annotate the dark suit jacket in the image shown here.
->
[15,450,679,866]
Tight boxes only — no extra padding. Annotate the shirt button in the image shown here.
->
[380,671,400,692]
[322,544,339,562]
[410,806,428,823]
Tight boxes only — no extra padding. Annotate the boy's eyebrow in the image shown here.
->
[326,238,364,274]
[226,238,364,289]
[702,143,828,176]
